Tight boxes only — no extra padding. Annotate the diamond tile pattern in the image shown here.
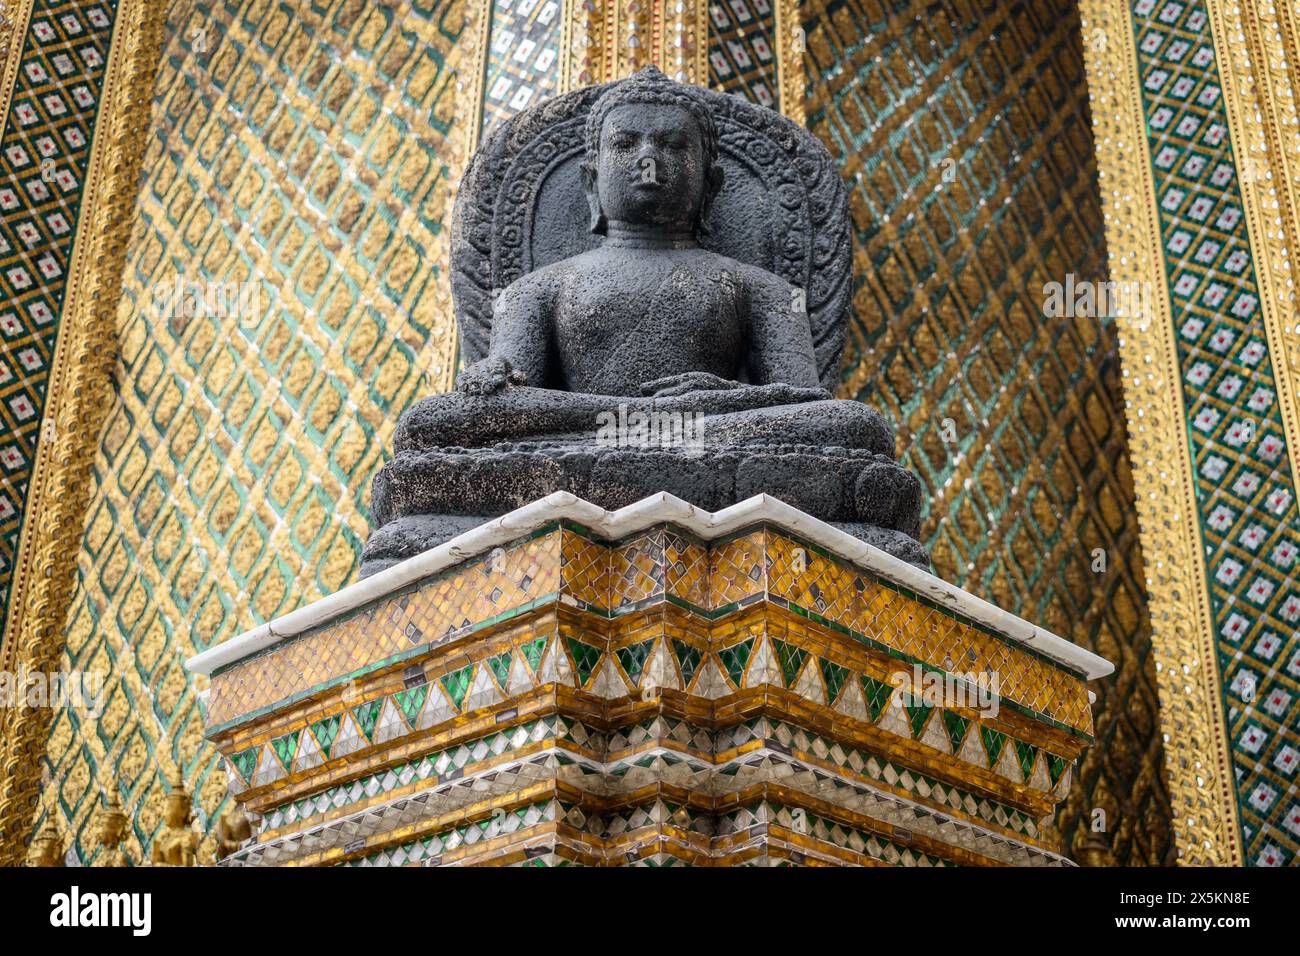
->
[228,696,1066,866]
[799,0,1172,864]
[0,1,116,625]
[482,0,562,134]
[37,0,468,864]
[1130,0,1300,866]
[707,0,779,109]
[208,525,1095,738]
[208,530,557,725]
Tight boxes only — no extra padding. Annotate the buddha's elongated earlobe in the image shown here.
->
[695,162,726,237]
[580,162,607,235]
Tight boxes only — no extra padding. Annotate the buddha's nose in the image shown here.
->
[634,153,664,184]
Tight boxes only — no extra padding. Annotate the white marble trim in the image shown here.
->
[185,492,1113,680]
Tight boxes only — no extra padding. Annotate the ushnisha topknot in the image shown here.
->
[584,65,721,172]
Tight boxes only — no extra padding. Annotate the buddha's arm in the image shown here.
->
[459,276,553,393]
[743,270,825,390]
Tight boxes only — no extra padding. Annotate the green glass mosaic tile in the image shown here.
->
[1014,739,1037,782]
[905,703,932,740]
[615,639,655,685]
[717,638,753,687]
[353,701,382,742]
[943,711,970,752]
[395,685,428,726]
[980,727,1007,769]
[521,637,547,674]
[440,665,474,711]
[564,638,601,687]
[862,676,892,723]
[485,651,512,691]
[819,658,850,704]
[772,639,807,687]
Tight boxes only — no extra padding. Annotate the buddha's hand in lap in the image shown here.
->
[639,372,744,397]
[641,372,833,404]
[748,382,835,403]
[457,357,528,395]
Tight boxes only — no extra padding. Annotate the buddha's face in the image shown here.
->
[594,103,708,230]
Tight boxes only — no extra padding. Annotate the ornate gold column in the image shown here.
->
[0,1,35,121]
[0,0,165,866]
[1079,0,1300,865]
[554,0,801,121]
[1207,1,1300,509]
[1079,0,1238,865]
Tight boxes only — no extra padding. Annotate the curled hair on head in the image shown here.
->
[581,66,725,236]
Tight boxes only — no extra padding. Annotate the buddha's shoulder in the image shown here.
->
[504,260,566,286]
[495,260,576,303]
[710,255,795,294]
[667,249,795,292]
[500,249,616,291]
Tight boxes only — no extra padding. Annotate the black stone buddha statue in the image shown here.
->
[363,67,928,575]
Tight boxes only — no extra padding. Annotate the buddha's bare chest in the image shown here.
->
[552,257,745,391]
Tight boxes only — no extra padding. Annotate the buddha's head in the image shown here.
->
[582,67,726,236]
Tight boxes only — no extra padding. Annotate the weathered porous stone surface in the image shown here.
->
[362,68,930,575]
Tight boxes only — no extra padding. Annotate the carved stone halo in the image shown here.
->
[451,77,855,389]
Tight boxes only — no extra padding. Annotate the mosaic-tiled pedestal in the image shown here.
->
[188,494,1111,866]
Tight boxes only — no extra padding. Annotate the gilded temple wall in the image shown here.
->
[0,0,165,860]
[797,0,1172,863]
[28,0,473,863]
[2,0,1223,865]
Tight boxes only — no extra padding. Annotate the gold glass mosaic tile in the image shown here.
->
[209,523,1094,741]
[207,530,559,726]
[32,0,480,864]
[216,649,1080,865]
[204,516,1098,872]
